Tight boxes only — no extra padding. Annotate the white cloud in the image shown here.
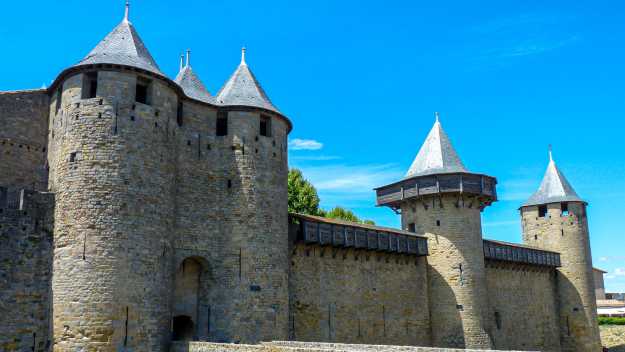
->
[606,275,616,280]
[297,163,404,208]
[614,268,625,277]
[289,139,323,151]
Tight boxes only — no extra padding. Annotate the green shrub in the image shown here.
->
[598,317,625,325]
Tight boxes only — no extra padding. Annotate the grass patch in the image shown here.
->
[599,317,625,325]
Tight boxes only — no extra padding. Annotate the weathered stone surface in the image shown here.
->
[600,325,625,351]
[521,202,601,351]
[0,188,54,352]
[0,90,49,191]
[289,243,430,346]
[485,262,560,351]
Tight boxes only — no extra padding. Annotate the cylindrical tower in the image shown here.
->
[520,151,600,351]
[209,49,291,342]
[375,115,497,348]
[48,12,177,351]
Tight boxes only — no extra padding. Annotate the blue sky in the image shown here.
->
[1,0,624,291]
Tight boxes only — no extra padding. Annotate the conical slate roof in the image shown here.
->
[75,13,162,76]
[405,114,468,178]
[216,49,280,113]
[175,63,212,104]
[523,152,585,207]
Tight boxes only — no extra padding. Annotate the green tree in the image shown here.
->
[324,206,376,225]
[288,169,321,215]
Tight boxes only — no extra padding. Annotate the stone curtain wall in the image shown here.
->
[0,188,54,352]
[289,243,431,346]
[171,341,536,352]
[0,90,49,191]
[485,262,561,351]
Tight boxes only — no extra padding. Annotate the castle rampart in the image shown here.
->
[0,90,49,191]
[288,214,430,346]
[0,187,54,352]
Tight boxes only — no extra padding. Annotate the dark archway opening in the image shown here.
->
[172,315,195,341]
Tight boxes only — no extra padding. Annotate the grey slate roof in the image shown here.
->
[75,18,162,76]
[215,54,280,114]
[175,66,213,103]
[523,154,585,207]
[405,116,468,178]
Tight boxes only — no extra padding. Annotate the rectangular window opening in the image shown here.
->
[538,205,548,218]
[216,112,228,136]
[135,77,151,105]
[408,223,416,233]
[494,311,502,330]
[55,88,62,114]
[177,101,183,126]
[82,72,98,99]
[69,152,77,163]
[561,202,569,216]
[260,114,271,137]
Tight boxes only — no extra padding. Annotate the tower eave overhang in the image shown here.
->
[520,197,588,209]
[374,171,498,209]
[45,63,293,133]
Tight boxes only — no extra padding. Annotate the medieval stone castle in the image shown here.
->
[0,4,601,352]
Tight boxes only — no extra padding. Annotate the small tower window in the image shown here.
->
[55,88,62,114]
[135,77,151,105]
[408,223,416,233]
[260,114,271,137]
[494,311,502,330]
[216,112,228,136]
[82,72,98,99]
[538,205,548,218]
[561,202,569,216]
[176,101,184,127]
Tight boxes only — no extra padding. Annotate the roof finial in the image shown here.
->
[435,112,440,123]
[186,49,191,67]
[548,144,553,162]
[179,53,184,71]
[241,47,246,65]
[124,0,130,22]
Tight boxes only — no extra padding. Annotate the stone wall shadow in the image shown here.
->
[426,266,465,348]
[557,273,601,350]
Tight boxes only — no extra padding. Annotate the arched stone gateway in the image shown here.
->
[173,257,207,341]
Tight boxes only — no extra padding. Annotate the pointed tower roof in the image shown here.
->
[74,1,162,76]
[175,50,212,103]
[405,113,468,178]
[523,149,585,207]
[216,48,280,114]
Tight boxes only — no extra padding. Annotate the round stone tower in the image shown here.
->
[375,114,497,348]
[520,150,601,351]
[47,7,178,351]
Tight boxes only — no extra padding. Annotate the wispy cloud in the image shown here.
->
[290,155,342,161]
[462,13,580,68]
[615,268,625,277]
[298,163,404,208]
[289,138,323,151]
